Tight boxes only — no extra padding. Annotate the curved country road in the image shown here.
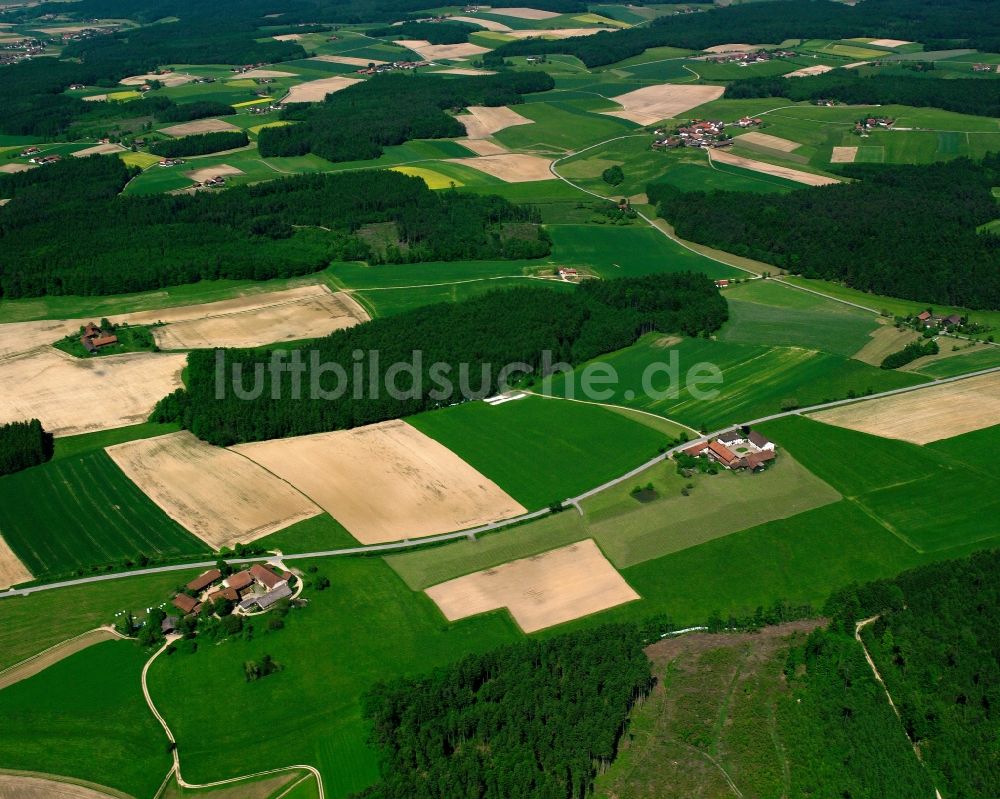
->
[2,363,998,602]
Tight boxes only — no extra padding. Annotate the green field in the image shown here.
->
[927,423,1000,474]
[494,100,639,152]
[408,395,674,509]
[544,335,927,430]
[0,451,207,577]
[0,641,172,797]
[720,279,881,356]
[907,342,1000,378]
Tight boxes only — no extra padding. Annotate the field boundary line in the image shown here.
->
[0,626,123,688]
[0,769,134,799]
[523,389,700,434]
[141,637,326,798]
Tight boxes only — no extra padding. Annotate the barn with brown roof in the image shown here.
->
[250,563,286,591]
[172,594,199,614]
[186,569,221,593]
[225,570,253,592]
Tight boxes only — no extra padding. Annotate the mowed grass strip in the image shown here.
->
[0,452,207,576]
[0,641,172,798]
[407,396,669,509]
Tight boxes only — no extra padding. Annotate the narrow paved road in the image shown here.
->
[3,363,998,602]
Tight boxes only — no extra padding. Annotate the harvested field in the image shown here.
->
[831,145,858,163]
[785,64,834,77]
[281,76,361,103]
[869,38,912,48]
[709,149,840,185]
[120,72,196,87]
[0,349,185,437]
[184,163,244,183]
[81,94,108,102]
[272,33,302,40]
[240,68,297,79]
[393,40,491,60]
[737,131,799,152]
[0,319,81,359]
[448,153,555,182]
[852,322,920,366]
[602,84,725,126]
[0,629,118,692]
[505,27,613,39]
[0,533,31,590]
[457,137,509,155]
[448,15,513,31]
[487,7,562,19]
[811,372,1000,444]
[436,67,497,75]
[310,54,387,66]
[704,43,753,52]
[0,774,122,799]
[425,539,639,633]
[160,118,239,137]
[391,165,463,189]
[232,420,527,544]
[149,285,368,349]
[457,105,534,139]
[0,163,32,173]
[107,432,321,550]
[72,143,125,158]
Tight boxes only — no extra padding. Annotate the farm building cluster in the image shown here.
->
[681,428,777,471]
[915,310,965,329]
[704,48,796,65]
[354,59,431,75]
[653,116,762,150]
[79,321,118,353]
[170,563,296,623]
[0,37,44,64]
[854,116,895,135]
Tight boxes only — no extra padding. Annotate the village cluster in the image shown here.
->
[168,563,297,629]
[652,116,762,150]
[680,428,777,472]
[703,48,796,66]
[353,59,431,76]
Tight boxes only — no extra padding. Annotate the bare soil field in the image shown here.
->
[184,163,244,183]
[0,163,33,173]
[852,322,920,365]
[310,54,387,66]
[81,94,108,102]
[457,105,534,139]
[0,349,185,437]
[868,38,912,48]
[425,539,640,633]
[448,153,555,182]
[602,84,725,126]
[150,285,368,349]
[120,72,197,87]
[160,118,240,137]
[393,40,491,60]
[159,772,305,799]
[436,67,498,75]
[0,319,81,358]
[737,131,800,152]
[107,431,321,550]
[0,629,118,692]
[281,75,361,103]
[704,43,753,52]
[448,15,513,31]
[506,27,613,39]
[830,145,858,163]
[457,137,509,155]
[0,533,31,590]
[272,33,303,40]
[72,143,125,158]
[709,149,840,185]
[487,7,561,19]
[240,68,297,79]
[785,64,834,77]
[811,372,1000,444]
[232,420,527,544]
[0,774,124,799]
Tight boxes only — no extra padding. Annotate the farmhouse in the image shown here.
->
[171,593,200,614]
[170,563,296,619]
[686,428,778,471]
[79,321,118,353]
[707,440,740,468]
[187,568,222,592]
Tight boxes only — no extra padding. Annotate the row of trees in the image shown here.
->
[487,0,1000,68]
[881,338,939,369]
[356,624,654,799]
[0,157,550,298]
[259,71,553,162]
[725,73,1000,119]
[149,131,249,158]
[0,420,53,476]
[648,155,1000,310]
[154,273,728,445]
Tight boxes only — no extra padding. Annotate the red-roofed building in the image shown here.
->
[250,563,286,592]
[208,586,239,604]
[225,570,253,592]
[683,441,709,457]
[707,440,739,468]
[186,569,221,593]
[172,594,198,614]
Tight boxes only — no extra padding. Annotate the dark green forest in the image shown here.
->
[367,20,477,45]
[0,420,53,476]
[825,549,1000,799]
[881,338,938,369]
[647,156,1000,309]
[725,73,1000,119]
[149,131,249,158]
[0,157,549,298]
[154,273,728,445]
[488,0,1000,68]
[259,72,553,162]
[355,625,653,799]
[156,100,237,123]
